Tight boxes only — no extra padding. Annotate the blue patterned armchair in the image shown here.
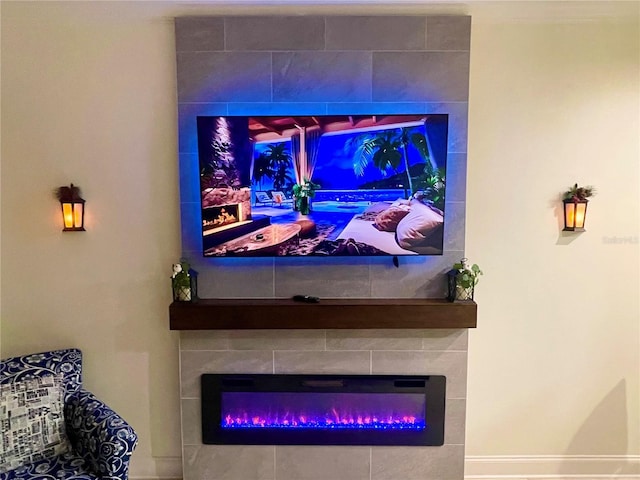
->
[0,349,138,480]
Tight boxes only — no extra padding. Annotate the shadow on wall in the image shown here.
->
[561,379,636,475]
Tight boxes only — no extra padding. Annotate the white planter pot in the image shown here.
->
[175,286,192,302]
[455,285,473,301]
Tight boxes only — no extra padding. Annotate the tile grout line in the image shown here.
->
[273,445,277,480]
[369,350,373,374]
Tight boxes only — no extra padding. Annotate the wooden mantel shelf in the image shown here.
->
[169,298,477,330]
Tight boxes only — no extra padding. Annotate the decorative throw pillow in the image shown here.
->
[395,199,444,249]
[0,374,71,473]
[363,202,392,215]
[391,198,411,208]
[373,205,411,232]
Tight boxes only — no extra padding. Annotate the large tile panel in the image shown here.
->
[371,444,465,480]
[175,17,224,52]
[275,351,370,374]
[180,201,203,255]
[443,202,465,252]
[273,52,372,102]
[427,16,472,51]
[179,153,201,204]
[326,102,429,115]
[226,17,325,51]
[228,330,326,350]
[423,329,468,351]
[371,350,467,398]
[324,328,468,351]
[177,52,272,103]
[423,101,469,153]
[326,329,424,350]
[187,257,275,299]
[181,398,201,445]
[276,446,370,480]
[181,350,273,397]
[228,102,328,116]
[326,16,426,51]
[181,331,231,351]
[183,445,275,480]
[274,262,370,298]
[445,398,466,445]
[373,52,470,102]
[445,153,468,202]
[368,253,457,299]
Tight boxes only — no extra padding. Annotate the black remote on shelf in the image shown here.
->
[292,295,320,303]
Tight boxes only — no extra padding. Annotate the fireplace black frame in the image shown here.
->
[201,374,446,446]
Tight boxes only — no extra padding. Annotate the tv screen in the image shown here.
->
[197,114,448,257]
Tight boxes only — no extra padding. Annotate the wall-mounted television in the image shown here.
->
[197,114,448,257]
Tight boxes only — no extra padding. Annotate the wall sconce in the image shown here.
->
[562,183,595,232]
[56,183,85,231]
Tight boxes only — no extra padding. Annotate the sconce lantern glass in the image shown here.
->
[57,184,86,231]
[563,198,588,232]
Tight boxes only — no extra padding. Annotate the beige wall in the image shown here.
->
[465,7,640,470]
[0,3,183,478]
[1,2,638,478]
[467,10,640,455]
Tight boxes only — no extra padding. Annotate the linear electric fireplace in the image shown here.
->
[201,374,446,446]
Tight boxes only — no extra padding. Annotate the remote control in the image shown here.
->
[292,295,320,303]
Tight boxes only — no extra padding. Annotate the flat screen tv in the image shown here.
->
[197,114,448,257]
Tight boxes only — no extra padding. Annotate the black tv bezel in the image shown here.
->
[196,113,449,258]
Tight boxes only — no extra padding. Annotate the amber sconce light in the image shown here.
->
[56,183,85,231]
[562,183,594,232]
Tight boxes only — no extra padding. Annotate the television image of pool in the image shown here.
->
[197,114,448,257]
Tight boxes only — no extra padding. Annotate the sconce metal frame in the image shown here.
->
[562,183,594,232]
[562,198,588,232]
[56,183,86,232]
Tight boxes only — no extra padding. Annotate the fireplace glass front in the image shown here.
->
[201,374,445,446]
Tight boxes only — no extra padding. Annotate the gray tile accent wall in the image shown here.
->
[372,52,470,102]
[183,445,276,480]
[177,52,272,102]
[427,16,472,51]
[273,52,373,102]
[175,17,224,52]
[326,16,427,51]
[226,17,325,51]
[175,15,470,298]
[175,15,471,479]
[179,329,468,480]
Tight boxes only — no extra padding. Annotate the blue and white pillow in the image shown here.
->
[0,374,71,473]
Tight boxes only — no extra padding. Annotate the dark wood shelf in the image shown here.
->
[169,298,477,330]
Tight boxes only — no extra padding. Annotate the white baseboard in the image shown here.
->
[465,455,640,479]
[129,456,182,480]
[126,454,640,480]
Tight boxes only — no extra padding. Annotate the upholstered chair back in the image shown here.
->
[0,348,83,401]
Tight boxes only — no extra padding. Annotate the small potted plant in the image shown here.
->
[447,258,483,301]
[171,260,197,302]
[292,178,321,215]
[563,183,595,202]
